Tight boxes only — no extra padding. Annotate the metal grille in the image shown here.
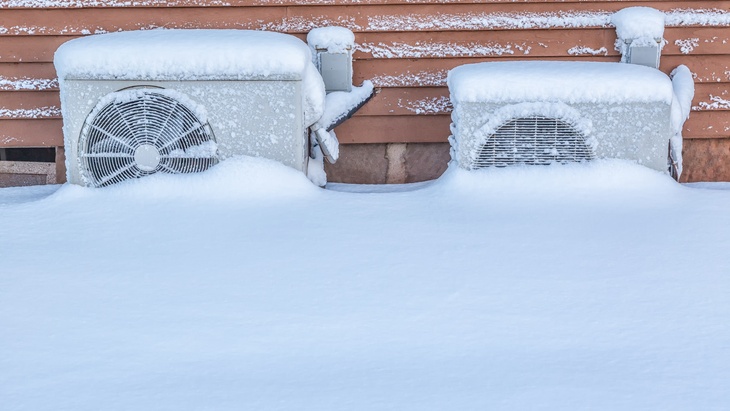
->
[79,90,218,187]
[473,116,594,168]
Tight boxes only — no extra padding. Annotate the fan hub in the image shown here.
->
[134,144,161,172]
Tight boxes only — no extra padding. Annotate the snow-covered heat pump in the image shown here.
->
[612,7,666,69]
[447,61,694,177]
[307,27,355,93]
[54,30,327,187]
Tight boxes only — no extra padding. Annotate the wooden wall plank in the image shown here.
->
[684,112,730,138]
[2,3,729,36]
[1,0,724,10]
[335,115,450,144]
[1,91,61,111]
[0,119,63,146]
[2,82,727,120]
[5,27,728,63]
[354,55,730,86]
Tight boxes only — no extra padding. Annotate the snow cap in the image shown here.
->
[55,29,315,81]
[448,61,674,105]
[306,27,356,53]
[611,7,666,40]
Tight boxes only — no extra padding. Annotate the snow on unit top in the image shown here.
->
[448,61,674,105]
[54,29,326,126]
[55,30,314,81]
[306,27,355,53]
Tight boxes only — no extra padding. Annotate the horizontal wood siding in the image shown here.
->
[1,0,729,182]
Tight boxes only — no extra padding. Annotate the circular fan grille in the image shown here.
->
[79,89,218,187]
[474,116,594,169]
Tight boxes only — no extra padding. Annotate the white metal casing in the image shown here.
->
[448,61,678,173]
[61,80,308,186]
[317,51,353,93]
[451,101,673,172]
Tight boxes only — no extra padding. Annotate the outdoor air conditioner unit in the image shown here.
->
[54,30,327,187]
[447,61,691,177]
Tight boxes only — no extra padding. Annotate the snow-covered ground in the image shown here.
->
[2,158,729,410]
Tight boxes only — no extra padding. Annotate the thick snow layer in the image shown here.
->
[306,26,355,54]
[448,61,674,104]
[611,7,666,40]
[611,7,666,63]
[2,159,730,410]
[54,29,314,81]
[671,65,695,127]
[315,80,374,130]
[669,65,694,178]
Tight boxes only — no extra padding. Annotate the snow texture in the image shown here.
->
[669,65,695,177]
[611,7,666,40]
[167,140,218,159]
[0,76,58,91]
[696,95,730,110]
[91,88,209,123]
[366,11,612,31]
[400,96,453,115]
[2,158,730,410]
[54,30,314,81]
[0,106,61,119]
[306,139,327,187]
[0,0,231,6]
[675,38,700,54]
[671,65,695,125]
[314,80,374,131]
[448,61,674,105]
[357,41,521,59]
[664,8,730,26]
[307,26,355,54]
[567,46,608,56]
[369,70,448,88]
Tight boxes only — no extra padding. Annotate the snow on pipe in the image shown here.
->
[611,7,667,69]
[669,65,695,180]
[307,27,375,164]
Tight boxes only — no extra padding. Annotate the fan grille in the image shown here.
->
[79,89,218,187]
[474,116,594,168]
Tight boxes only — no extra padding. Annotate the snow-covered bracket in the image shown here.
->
[611,7,667,69]
[307,27,375,165]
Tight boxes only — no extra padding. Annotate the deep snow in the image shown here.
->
[2,158,730,410]
[447,61,674,104]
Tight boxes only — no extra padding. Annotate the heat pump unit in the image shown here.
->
[447,61,686,175]
[54,30,326,187]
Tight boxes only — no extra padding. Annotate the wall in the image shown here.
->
[1,0,728,184]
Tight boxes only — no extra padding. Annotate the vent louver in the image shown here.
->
[474,116,594,168]
[79,89,218,187]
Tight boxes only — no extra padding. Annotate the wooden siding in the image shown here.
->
[1,0,729,182]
